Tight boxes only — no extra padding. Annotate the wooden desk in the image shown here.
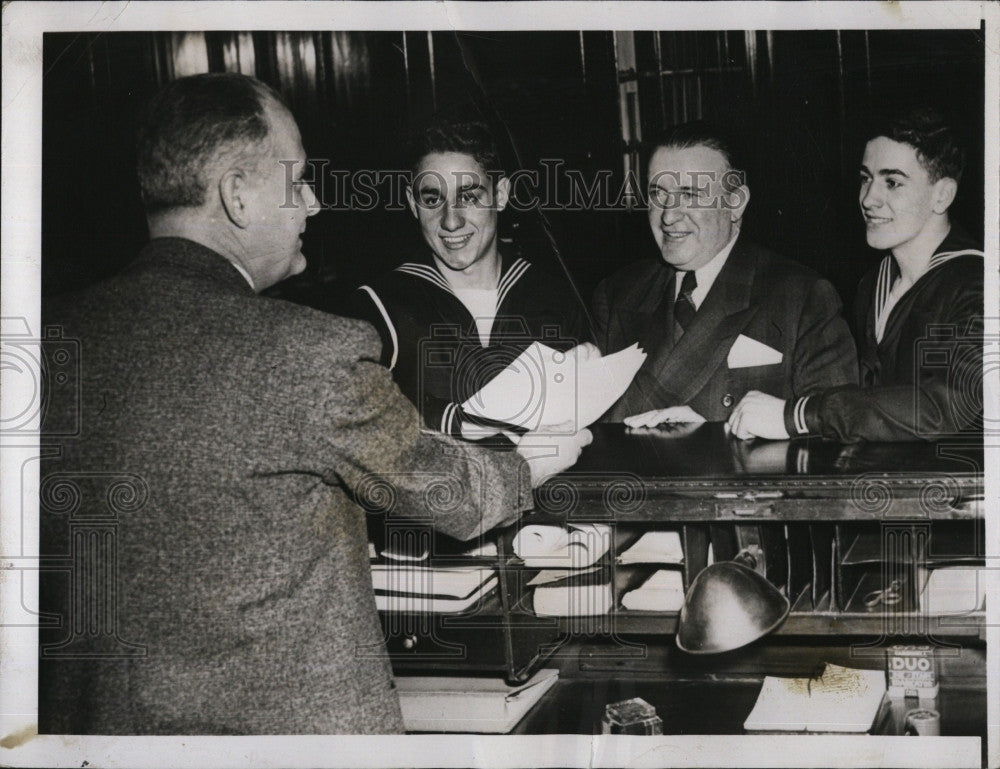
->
[385,424,986,747]
[510,639,985,737]
[536,422,983,522]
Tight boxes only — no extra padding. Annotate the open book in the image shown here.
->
[743,663,887,733]
[461,342,646,430]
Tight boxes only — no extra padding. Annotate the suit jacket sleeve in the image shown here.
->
[304,331,533,540]
[790,278,859,396]
[801,278,982,442]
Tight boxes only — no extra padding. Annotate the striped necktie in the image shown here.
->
[674,270,698,332]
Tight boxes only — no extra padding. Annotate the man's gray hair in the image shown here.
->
[136,72,286,213]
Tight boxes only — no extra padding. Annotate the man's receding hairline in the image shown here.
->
[647,142,742,193]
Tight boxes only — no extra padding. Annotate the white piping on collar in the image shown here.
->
[358,285,398,370]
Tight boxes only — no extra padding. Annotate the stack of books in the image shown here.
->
[371,565,497,613]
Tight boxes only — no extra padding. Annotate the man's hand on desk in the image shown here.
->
[727,390,790,440]
[623,405,706,428]
[514,424,593,487]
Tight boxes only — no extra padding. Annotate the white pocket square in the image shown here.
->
[727,334,783,368]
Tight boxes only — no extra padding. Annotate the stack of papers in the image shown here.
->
[529,565,613,617]
[461,342,646,431]
[396,668,559,733]
[371,565,497,613]
[513,523,612,568]
[920,567,986,615]
[618,531,684,564]
[621,569,685,612]
[744,663,887,733]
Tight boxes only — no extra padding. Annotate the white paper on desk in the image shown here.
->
[461,342,646,431]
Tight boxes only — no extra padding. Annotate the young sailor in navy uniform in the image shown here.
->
[351,116,590,438]
[729,107,984,442]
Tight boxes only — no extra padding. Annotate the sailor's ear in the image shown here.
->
[932,177,957,215]
[495,176,510,212]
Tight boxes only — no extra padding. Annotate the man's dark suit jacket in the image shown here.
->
[592,238,858,422]
[39,238,531,735]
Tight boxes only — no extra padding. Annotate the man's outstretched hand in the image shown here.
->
[515,424,594,487]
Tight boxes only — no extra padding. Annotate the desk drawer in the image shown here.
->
[381,612,562,683]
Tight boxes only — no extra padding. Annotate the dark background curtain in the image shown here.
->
[41,29,984,316]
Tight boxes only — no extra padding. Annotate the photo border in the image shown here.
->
[2,2,997,767]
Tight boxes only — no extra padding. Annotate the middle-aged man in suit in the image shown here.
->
[39,72,590,735]
[592,122,858,427]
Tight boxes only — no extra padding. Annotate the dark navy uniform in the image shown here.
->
[785,227,984,442]
[351,252,589,436]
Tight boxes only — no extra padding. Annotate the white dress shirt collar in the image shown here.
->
[673,227,740,310]
[227,260,256,291]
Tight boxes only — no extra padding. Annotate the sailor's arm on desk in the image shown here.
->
[781,283,983,443]
[785,380,982,443]
[731,334,984,444]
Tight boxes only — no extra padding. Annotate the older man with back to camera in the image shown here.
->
[39,72,590,735]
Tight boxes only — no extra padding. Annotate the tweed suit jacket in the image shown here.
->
[39,238,532,735]
[592,238,858,422]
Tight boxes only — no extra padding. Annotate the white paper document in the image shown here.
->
[727,334,783,369]
[621,569,685,612]
[461,342,647,431]
[920,567,987,615]
[397,668,559,733]
[618,530,684,564]
[513,523,612,568]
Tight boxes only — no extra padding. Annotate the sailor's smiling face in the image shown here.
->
[407,151,510,278]
[859,136,953,257]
